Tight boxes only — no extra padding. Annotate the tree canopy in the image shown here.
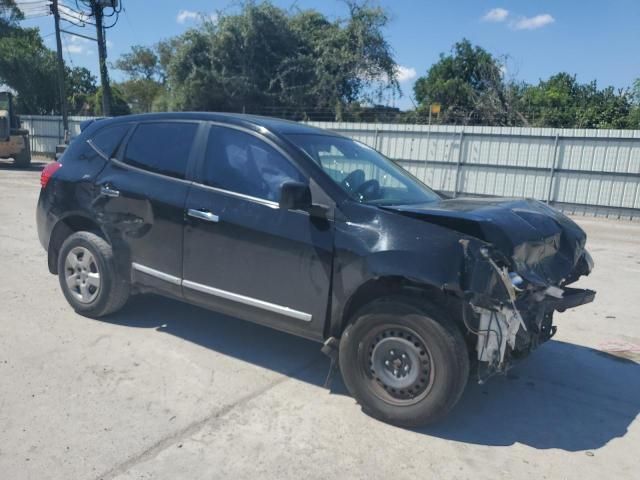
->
[413,39,519,125]
[0,0,98,115]
[1,0,638,128]
[153,1,398,118]
[517,73,634,129]
[412,39,639,128]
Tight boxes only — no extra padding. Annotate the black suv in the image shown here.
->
[37,113,595,426]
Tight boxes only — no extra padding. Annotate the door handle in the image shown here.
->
[100,185,120,198]
[187,209,219,223]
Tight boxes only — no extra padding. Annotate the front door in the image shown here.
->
[182,125,334,340]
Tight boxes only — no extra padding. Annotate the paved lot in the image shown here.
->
[1,162,639,480]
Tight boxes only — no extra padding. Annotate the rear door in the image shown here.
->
[93,121,201,296]
[182,124,334,340]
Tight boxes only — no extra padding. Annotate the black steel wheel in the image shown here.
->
[364,326,435,405]
[339,297,470,427]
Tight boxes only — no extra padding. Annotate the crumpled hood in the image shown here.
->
[383,197,589,287]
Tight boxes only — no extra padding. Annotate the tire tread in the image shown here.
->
[58,231,129,317]
[339,296,470,427]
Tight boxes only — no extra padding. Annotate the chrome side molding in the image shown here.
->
[131,262,312,322]
[132,262,181,285]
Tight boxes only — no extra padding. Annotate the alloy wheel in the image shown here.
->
[64,246,101,303]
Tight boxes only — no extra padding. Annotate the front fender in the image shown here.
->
[328,202,489,336]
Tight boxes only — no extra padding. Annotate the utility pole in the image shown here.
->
[51,0,69,142]
[92,1,112,116]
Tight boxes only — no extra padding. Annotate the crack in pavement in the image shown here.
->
[95,356,325,480]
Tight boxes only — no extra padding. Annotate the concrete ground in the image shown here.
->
[1,161,639,480]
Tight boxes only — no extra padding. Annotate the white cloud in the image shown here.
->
[177,9,217,24]
[176,10,199,24]
[396,65,417,83]
[482,8,509,22]
[63,35,92,56]
[66,44,84,54]
[512,14,555,30]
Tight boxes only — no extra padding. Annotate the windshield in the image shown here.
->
[285,134,441,206]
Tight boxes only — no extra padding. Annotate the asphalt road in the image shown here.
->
[1,162,639,480]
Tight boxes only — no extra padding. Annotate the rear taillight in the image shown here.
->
[40,161,62,189]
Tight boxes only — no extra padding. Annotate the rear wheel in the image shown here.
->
[339,298,469,427]
[13,135,31,168]
[57,232,130,317]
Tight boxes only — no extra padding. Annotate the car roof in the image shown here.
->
[98,112,340,138]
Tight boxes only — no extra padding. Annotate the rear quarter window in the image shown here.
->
[88,124,131,159]
[122,122,198,179]
[63,123,130,164]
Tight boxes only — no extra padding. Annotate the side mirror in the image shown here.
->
[279,181,312,211]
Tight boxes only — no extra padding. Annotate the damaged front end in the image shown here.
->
[463,244,595,381]
[382,197,596,381]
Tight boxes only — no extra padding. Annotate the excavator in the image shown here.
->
[0,91,31,167]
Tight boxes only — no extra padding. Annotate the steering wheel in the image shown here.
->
[354,179,381,201]
[341,169,365,192]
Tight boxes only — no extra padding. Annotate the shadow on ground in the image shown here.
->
[0,159,49,171]
[104,294,639,452]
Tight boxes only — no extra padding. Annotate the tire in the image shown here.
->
[57,231,130,317]
[13,135,31,168]
[339,297,470,427]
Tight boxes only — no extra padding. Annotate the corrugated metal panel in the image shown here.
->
[20,115,100,156]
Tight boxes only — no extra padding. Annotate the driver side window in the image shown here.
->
[203,126,304,202]
[314,145,406,201]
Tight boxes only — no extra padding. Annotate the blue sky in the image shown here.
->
[17,0,640,110]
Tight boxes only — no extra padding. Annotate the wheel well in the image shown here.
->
[338,277,463,337]
[47,216,106,274]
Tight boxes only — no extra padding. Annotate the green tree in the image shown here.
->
[161,1,398,117]
[114,45,166,113]
[90,85,131,116]
[0,1,60,113]
[0,0,22,24]
[66,67,98,115]
[1,1,98,115]
[413,39,520,125]
[116,79,163,113]
[625,78,640,128]
[518,73,633,128]
[114,45,164,81]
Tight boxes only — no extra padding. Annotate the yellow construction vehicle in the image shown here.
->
[0,92,31,167]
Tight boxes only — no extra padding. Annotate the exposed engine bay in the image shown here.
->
[467,246,594,381]
[386,197,596,381]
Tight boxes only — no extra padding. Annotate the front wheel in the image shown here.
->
[57,231,130,317]
[339,298,469,427]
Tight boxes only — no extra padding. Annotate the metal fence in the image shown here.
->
[20,115,640,220]
[308,122,640,220]
[20,115,101,156]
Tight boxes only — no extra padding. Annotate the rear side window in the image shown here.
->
[88,124,130,159]
[203,126,304,201]
[123,122,198,179]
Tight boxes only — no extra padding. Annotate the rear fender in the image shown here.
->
[46,212,128,275]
